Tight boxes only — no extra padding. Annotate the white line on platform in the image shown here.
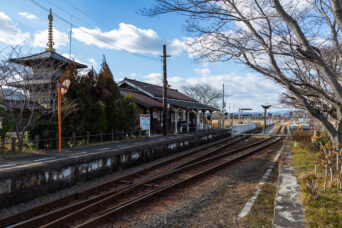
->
[1,162,42,170]
[0,164,16,168]
[34,157,56,162]
[72,151,87,156]
[97,147,110,151]
[238,147,282,218]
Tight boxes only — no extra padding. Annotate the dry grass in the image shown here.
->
[240,165,278,228]
[292,141,342,227]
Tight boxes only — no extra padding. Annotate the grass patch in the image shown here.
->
[241,165,278,228]
[291,142,342,227]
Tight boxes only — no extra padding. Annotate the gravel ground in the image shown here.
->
[105,140,283,228]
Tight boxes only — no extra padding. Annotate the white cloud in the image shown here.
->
[168,38,186,55]
[88,58,97,68]
[72,23,185,55]
[0,12,29,45]
[18,12,37,20]
[141,68,285,111]
[142,72,162,85]
[32,28,68,48]
[61,53,87,65]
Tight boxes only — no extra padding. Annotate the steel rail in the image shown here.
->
[76,136,283,227]
[36,134,282,228]
[2,129,260,227]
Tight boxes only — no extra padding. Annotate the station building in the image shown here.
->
[118,78,218,134]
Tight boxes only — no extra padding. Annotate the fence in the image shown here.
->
[0,130,150,153]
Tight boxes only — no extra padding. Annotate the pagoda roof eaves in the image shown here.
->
[9,51,88,69]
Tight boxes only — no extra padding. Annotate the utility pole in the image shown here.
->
[69,16,72,59]
[261,105,271,134]
[222,83,224,128]
[162,44,170,136]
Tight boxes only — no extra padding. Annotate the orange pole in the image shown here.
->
[58,85,62,152]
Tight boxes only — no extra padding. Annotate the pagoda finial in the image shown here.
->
[46,8,55,52]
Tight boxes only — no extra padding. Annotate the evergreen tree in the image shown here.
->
[96,55,120,132]
[119,95,139,132]
[0,107,14,143]
[60,55,138,138]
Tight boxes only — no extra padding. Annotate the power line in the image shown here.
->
[61,0,112,31]
[44,0,97,29]
[30,0,160,62]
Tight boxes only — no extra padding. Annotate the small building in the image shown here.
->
[118,78,218,134]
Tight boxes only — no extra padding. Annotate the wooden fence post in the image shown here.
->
[87,131,90,144]
[11,137,16,153]
[56,132,59,149]
[72,132,76,147]
[34,135,39,150]
[1,137,5,149]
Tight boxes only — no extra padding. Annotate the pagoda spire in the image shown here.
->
[46,8,55,52]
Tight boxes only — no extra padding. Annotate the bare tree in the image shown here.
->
[143,0,342,144]
[182,84,223,109]
[0,50,61,152]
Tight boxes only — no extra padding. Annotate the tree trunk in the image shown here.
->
[324,165,328,190]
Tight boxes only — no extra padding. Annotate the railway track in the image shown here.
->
[0,128,263,227]
[71,127,284,228]
[3,126,285,228]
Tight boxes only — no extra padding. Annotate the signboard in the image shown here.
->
[140,114,150,135]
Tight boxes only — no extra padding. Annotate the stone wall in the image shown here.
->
[0,129,230,208]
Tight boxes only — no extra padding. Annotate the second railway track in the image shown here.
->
[2,126,285,228]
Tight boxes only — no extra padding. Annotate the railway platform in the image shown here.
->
[0,129,231,208]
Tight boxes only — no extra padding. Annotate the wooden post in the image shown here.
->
[56,132,59,149]
[34,135,39,150]
[57,85,62,152]
[86,131,90,144]
[186,110,189,133]
[210,111,213,129]
[196,110,199,132]
[100,131,103,142]
[1,136,5,149]
[11,137,16,153]
[72,132,76,147]
[202,110,206,130]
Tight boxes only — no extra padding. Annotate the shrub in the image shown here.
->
[28,119,57,149]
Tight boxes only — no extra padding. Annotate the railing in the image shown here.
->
[0,130,150,153]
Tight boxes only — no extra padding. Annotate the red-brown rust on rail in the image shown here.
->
[76,136,284,227]
[47,129,284,227]
[2,128,262,227]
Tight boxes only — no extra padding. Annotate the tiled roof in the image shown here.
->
[120,88,163,108]
[157,98,219,111]
[0,100,46,111]
[123,78,197,102]
[10,51,87,69]
[119,79,219,111]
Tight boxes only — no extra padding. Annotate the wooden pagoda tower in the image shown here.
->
[8,9,87,107]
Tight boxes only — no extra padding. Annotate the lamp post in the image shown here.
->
[261,105,271,134]
[56,79,70,152]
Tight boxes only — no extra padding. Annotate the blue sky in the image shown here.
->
[0,0,285,111]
